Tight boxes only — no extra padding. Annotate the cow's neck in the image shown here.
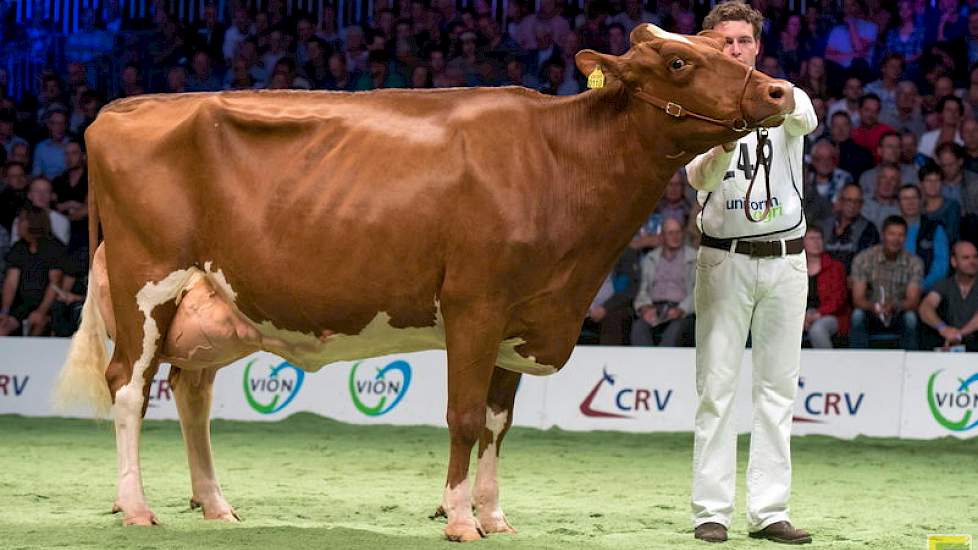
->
[536,83,692,268]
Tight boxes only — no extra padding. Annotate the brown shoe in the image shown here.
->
[748,521,812,544]
[694,522,728,543]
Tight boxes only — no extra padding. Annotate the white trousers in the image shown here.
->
[691,244,807,531]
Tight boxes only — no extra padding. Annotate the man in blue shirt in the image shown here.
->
[32,110,69,180]
[898,184,948,291]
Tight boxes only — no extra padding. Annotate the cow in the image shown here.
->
[55,23,795,541]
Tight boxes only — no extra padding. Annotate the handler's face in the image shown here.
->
[712,20,759,68]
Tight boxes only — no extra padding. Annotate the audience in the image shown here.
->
[803,225,850,348]
[918,241,978,351]
[631,218,695,347]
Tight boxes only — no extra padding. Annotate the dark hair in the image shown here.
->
[878,130,900,145]
[18,204,52,240]
[806,224,824,237]
[858,93,881,108]
[882,215,907,232]
[839,182,863,196]
[918,163,942,181]
[878,161,901,175]
[702,0,763,40]
[935,141,966,160]
[830,110,852,123]
[898,183,921,199]
[936,94,964,114]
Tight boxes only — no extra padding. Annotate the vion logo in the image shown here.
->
[243,359,305,414]
[793,377,865,423]
[928,370,978,432]
[579,367,672,418]
[349,360,412,416]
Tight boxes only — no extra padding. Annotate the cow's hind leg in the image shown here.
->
[474,367,521,534]
[171,366,239,521]
[436,312,503,542]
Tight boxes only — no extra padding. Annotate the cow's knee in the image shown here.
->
[447,406,486,445]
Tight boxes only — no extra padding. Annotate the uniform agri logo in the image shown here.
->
[579,367,672,418]
[243,359,305,414]
[792,377,865,423]
[348,360,412,416]
[928,370,978,432]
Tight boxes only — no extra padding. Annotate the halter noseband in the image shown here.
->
[632,66,755,132]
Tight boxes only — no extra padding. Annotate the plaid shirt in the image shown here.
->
[883,26,925,62]
[851,245,924,305]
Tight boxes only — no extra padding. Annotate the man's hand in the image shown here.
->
[666,307,684,320]
[721,142,736,153]
[589,305,607,322]
[640,306,658,326]
[940,326,962,344]
[804,309,820,329]
[26,310,45,328]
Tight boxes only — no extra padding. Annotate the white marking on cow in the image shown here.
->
[475,408,508,526]
[496,338,556,375]
[644,23,694,45]
[441,479,477,527]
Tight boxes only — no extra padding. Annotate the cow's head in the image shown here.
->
[575,23,794,149]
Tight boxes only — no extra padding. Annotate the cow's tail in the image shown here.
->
[54,171,112,417]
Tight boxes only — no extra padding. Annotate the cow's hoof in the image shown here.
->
[479,513,516,534]
[112,503,160,526]
[444,518,486,542]
[190,498,241,522]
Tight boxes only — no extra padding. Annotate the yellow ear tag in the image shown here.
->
[587,66,605,89]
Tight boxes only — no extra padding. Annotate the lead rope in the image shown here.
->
[743,128,773,223]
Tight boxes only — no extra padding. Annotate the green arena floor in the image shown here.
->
[0,413,975,549]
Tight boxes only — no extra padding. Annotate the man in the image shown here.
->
[850,94,895,160]
[583,247,639,346]
[828,111,873,180]
[32,110,69,180]
[900,131,931,169]
[824,0,878,71]
[963,118,978,174]
[865,54,903,116]
[918,241,978,351]
[880,81,926,136]
[820,183,880,272]
[858,131,918,197]
[686,1,815,544]
[806,139,852,202]
[10,177,70,245]
[918,95,965,159]
[827,77,863,127]
[861,163,901,228]
[935,142,978,216]
[631,218,695,347]
[849,216,923,350]
[897,184,949,292]
[0,109,28,157]
[0,161,29,231]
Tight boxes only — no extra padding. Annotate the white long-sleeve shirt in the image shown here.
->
[686,86,817,241]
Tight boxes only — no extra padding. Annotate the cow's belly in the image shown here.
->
[157,268,556,375]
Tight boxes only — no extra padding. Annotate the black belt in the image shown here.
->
[700,234,804,258]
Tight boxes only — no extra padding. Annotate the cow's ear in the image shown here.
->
[575,49,622,81]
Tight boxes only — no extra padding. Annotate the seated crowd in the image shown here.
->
[4,0,978,350]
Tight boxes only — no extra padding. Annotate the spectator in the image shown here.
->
[827,77,863,127]
[968,11,978,68]
[919,95,965,159]
[608,0,658,31]
[865,54,903,116]
[921,164,961,244]
[630,218,695,348]
[821,183,880,272]
[882,1,925,65]
[829,111,874,180]
[925,0,968,45]
[880,81,926,136]
[900,130,931,169]
[935,142,978,216]
[862,163,901,228]
[223,7,252,63]
[9,143,30,166]
[31,110,69,180]
[898,184,949,292]
[859,131,918,197]
[798,56,829,100]
[12,177,70,246]
[851,93,895,161]
[186,51,222,92]
[260,30,288,77]
[918,241,978,351]
[849,215,923,350]
[51,140,88,252]
[323,53,357,91]
[355,51,407,90]
[0,161,29,231]
[655,170,692,226]
[807,138,851,199]
[49,228,88,336]
[583,248,639,345]
[803,225,850,348]
[166,66,188,93]
[303,39,332,88]
[0,204,66,336]
[962,118,978,173]
[192,3,225,67]
[0,109,28,157]
[824,0,878,72]
[294,17,317,67]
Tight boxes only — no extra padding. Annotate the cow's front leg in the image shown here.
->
[438,315,502,542]
[474,367,521,534]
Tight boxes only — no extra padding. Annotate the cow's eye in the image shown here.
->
[670,58,687,71]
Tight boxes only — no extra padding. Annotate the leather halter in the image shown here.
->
[633,66,755,132]
[632,65,775,224]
